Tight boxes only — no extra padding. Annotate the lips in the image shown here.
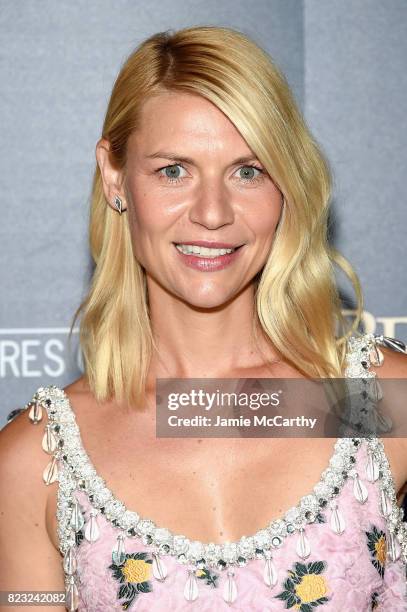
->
[173,242,245,272]
[173,241,244,249]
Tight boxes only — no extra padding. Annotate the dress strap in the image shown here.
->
[344,333,407,569]
[24,385,81,611]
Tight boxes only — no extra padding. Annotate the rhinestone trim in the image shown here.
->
[365,436,407,565]
[29,332,407,572]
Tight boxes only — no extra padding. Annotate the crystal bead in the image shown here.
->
[84,511,100,542]
[330,506,345,535]
[271,536,283,547]
[365,452,380,482]
[112,534,126,565]
[152,552,168,581]
[369,345,384,367]
[353,474,368,504]
[388,532,401,562]
[263,555,278,587]
[65,575,79,612]
[183,568,199,601]
[63,545,77,575]
[380,489,392,517]
[29,401,43,424]
[42,424,58,454]
[43,456,58,485]
[223,569,238,604]
[296,528,311,559]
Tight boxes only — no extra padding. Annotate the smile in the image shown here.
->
[172,243,245,271]
[175,244,237,257]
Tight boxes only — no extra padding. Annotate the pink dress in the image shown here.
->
[26,332,407,611]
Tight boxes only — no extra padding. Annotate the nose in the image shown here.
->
[188,175,235,229]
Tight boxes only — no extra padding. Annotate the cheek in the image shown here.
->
[127,190,169,237]
[247,201,282,239]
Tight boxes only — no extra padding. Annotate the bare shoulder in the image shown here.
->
[371,345,407,377]
[0,400,65,593]
[0,403,51,530]
[0,403,48,492]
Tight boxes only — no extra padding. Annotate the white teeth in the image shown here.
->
[175,244,236,257]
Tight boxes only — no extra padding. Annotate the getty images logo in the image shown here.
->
[0,311,406,379]
[0,327,83,378]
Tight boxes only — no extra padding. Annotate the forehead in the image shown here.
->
[128,91,251,155]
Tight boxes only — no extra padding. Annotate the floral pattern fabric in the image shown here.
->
[67,439,407,611]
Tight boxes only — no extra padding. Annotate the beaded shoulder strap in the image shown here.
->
[344,332,407,570]
[23,332,407,610]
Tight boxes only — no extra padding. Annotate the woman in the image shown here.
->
[1,25,406,611]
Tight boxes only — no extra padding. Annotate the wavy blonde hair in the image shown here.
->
[70,25,363,407]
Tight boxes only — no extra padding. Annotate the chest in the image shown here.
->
[45,391,407,551]
[46,429,340,550]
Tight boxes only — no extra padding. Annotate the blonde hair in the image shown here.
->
[70,25,363,407]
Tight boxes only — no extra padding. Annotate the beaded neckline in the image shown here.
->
[33,332,386,569]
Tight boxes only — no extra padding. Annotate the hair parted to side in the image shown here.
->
[70,25,364,407]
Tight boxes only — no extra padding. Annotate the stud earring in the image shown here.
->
[114,195,125,215]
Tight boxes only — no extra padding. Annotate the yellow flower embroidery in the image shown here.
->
[295,574,328,603]
[374,535,387,566]
[275,561,330,609]
[109,552,153,609]
[366,526,387,578]
[122,558,152,583]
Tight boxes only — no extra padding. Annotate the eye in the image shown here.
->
[155,162,265,185]
[156,163,188,184]
[234,165,264,183]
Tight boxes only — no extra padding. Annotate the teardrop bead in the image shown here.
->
[296,528,311,559]
[330,506,346,535]
[29,401,43,424]
[63,545,78,575]
[84,512,100,542]
[152,552,168,581]
[65,575,79,611]
[42,425,57,454]
[70,501,85,532]
[369,345,384,366]
[112,534,126,565]
[379,489,392,517]
[183,569,199,602]
[374,379,384,401]
[223,570,238,604]
[365,452,379,482]
[381,336,407,353]
[263,556,278,587]
[353,474,368,504]
[388,532,401,562]
[43,456,58,485]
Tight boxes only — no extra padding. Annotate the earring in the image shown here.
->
[114,195,124,215]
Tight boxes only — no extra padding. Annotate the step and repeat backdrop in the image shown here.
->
[0,1,406,424]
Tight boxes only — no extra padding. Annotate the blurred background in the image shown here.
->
[0,1,406,423]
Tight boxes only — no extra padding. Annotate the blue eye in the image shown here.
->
[157,164,187,183]
[236,165,264,182]
[155,163,265,185]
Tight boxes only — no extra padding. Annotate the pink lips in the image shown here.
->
[173,243,244,271]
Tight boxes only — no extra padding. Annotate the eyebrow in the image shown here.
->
[146,151,260,165]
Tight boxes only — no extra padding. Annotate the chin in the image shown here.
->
[177,290,235,310]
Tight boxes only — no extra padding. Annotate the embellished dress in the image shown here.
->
[21,333,407,611]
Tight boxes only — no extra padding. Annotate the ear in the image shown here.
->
[95,138,128,212]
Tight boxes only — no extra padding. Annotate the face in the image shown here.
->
[99,91,283,309]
